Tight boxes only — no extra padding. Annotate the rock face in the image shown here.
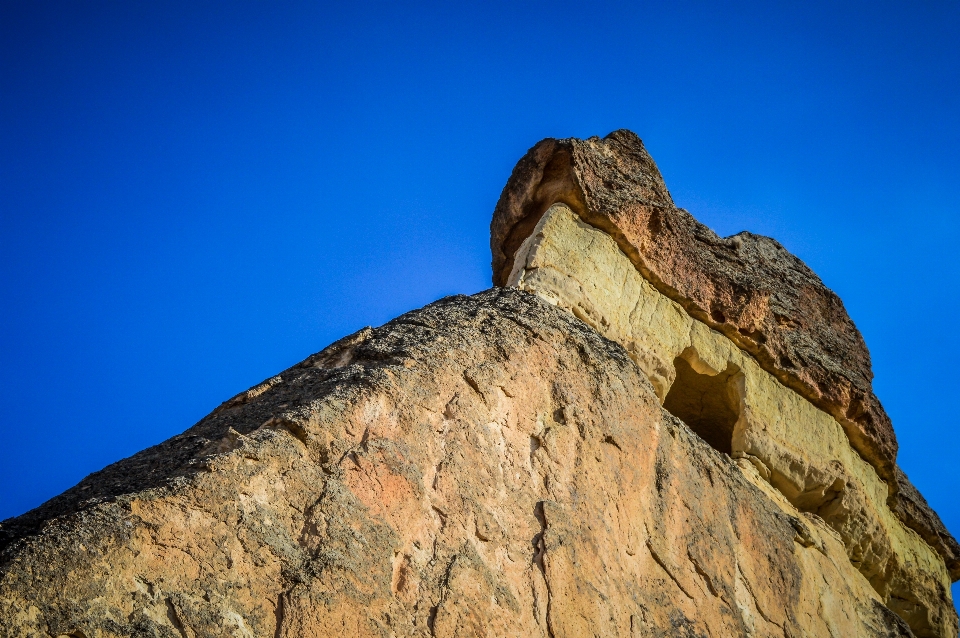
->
[0,290,936,638]
[1,131,957,638]
[491,130,895,485]
[507,203,956,636]
[490,131,960,584]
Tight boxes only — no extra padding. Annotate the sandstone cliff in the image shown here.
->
[1,131,956,638]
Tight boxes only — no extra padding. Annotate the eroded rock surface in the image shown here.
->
[0,290,938,637]
[490,129,960,593]
[2,130,957,638]
[507,204,957,636]
[890,467,960,583]
[491,130,896,484]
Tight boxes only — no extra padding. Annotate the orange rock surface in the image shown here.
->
[2,132,956,637]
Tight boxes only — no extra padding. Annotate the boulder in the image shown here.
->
[2,131,957,638]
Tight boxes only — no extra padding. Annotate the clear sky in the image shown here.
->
[2,0,959,603]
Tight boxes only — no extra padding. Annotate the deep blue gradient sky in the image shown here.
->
[2,0,959,600]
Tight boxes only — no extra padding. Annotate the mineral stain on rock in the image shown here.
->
[1,130,957,637]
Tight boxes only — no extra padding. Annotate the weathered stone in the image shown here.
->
[890,467,960,581]
[490,130,897,487]
[0,290,941,637]
[1,130,956,638]
[507,203,957,635]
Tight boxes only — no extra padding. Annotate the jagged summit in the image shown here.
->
[493,130,891,481]
[492,129,959,580]
[1,131,956,638]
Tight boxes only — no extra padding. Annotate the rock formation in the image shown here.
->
[1,131,957,637]
[492,131,893,484]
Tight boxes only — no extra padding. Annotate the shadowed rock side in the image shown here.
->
[490,130,897,486]
[0,290,936,637]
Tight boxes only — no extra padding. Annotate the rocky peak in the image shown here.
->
[0,131,956,638]
[492,130,892,484]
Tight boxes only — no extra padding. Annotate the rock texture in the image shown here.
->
[507,203,957,636]
[890,467,960,582]
[1,131,957,638]
[0,290,937,637]
[490,130,896,486]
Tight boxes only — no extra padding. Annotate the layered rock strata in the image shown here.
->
[491,130,895,484]
[507,203,956,636]
[490,130,959,580]
[0,131,956,638]
[0,290,939,637]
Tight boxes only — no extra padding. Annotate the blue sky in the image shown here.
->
[2,0,959,601]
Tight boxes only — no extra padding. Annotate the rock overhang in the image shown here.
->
[491,130,959,585]
[492,130,892,483]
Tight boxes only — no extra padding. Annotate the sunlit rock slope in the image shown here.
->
[1,130,956,638]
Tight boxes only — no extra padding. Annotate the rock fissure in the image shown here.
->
[735,562,782,631]
[164,597,189,638]
[646,541,695,601]
[687,550,720,599]
[272,590,286,638]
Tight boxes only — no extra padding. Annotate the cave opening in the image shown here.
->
[662,356,742,455]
